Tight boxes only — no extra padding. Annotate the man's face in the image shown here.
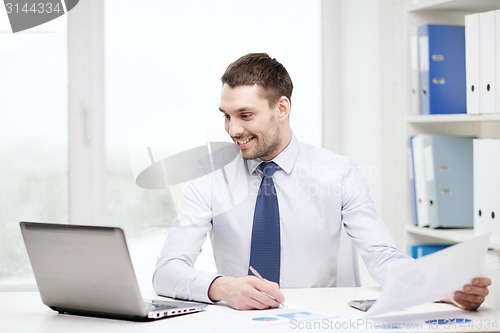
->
[219,84,283,161]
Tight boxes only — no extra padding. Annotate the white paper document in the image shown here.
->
[365,233,490,317]
[206,304,330,325]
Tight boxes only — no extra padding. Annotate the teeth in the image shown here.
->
[237,137,252,145]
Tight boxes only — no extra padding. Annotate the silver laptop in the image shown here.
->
[20,221,206,321]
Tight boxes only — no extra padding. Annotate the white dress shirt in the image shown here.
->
[153,134,412,303]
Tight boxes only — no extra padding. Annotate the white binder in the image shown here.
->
[496,10,500,114]
[474,139,500,245]
[409,25,420,116]
[465,13,480,115]
[411,135,430,227]
[479,11,496,114]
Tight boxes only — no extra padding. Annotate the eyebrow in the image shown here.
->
[218,106,253,114]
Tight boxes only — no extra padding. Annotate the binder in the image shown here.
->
[496,10,500,114]
[411,135,473,229]
[465,13,480,115]
[411,135,430,227]
[427,135,473,228]
[479,11,496,114]
[409,26,420,116]
[418,24,466,114]
[473,139,500,245]
[410,244,452,259]
[407,136,418,226]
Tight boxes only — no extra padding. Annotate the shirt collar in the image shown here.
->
[246,133,300,175]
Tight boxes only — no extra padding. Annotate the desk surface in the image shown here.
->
[1,288,499,333]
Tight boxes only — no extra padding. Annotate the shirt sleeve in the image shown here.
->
[152,180,221,303]
[340,160,413,284]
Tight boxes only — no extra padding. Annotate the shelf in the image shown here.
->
[406,225,500,250]
[406,114,500,138]
[409,0,500,13]
[407,113,500,124]
[406,225,473,242]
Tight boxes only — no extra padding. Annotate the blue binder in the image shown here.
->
[418,24,466,114]
[410,244,452,259]
[422,135,473,228]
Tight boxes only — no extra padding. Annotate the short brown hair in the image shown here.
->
[221,53,293,107]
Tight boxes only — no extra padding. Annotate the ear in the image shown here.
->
[276,96,291,122]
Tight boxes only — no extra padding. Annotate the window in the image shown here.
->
[0,12,68,286]
[105,0,322,289]
[0,0,322,289]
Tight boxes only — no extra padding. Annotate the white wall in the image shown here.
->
[323,0,407,248]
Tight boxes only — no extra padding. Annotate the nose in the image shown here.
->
[226,117,244,137]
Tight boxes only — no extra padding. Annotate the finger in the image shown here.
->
[254,279,285,304]
[248,289,280,309]
[247,295,274,310]
[463,284,490,297]
[471,276,492,287]
[232,296,271,310]
[243,278,280,308]
[233,285,274,310]
[456,300,481,311]
[454,291,485,310]
[452,297,482,311]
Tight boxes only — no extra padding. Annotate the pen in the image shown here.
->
[249,266,285,307]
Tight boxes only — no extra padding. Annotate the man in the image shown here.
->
[153,53,490,311]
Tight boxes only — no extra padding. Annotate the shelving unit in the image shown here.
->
[404,0,500,308]
[408,0,500,13]
[405,0,500,246]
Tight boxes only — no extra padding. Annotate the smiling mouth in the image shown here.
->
[234,136,255,147]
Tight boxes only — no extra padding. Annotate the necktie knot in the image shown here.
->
[259,162,278,178]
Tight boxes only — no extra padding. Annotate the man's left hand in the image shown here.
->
[447,276,492,311]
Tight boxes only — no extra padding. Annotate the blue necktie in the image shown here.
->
[248,162,281,284]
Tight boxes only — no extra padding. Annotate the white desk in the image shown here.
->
[1,288,499,333]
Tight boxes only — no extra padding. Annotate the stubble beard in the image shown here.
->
[240,126,281,161]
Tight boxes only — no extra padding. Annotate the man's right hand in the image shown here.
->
[208,276,285,310]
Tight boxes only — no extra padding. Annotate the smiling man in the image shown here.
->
[153,53,490,311]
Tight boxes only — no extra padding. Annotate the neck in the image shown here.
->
[263,128,292,161]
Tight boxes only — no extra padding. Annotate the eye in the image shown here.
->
[241,113,252,119]
[222,113,230,120]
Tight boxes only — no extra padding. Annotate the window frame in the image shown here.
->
[68,0,106,226]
